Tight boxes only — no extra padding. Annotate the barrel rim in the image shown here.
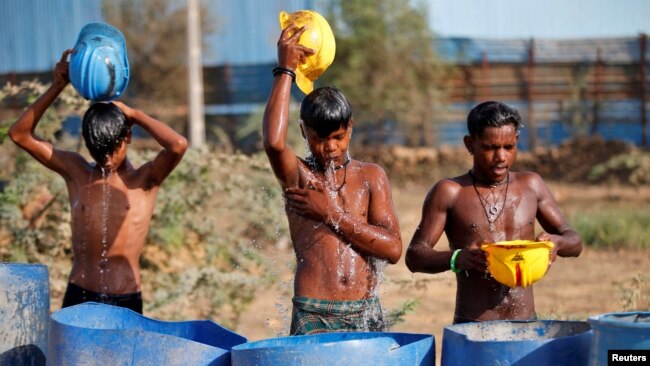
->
[588,311,650,329]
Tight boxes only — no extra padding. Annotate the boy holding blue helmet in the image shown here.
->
[9,49,188,313]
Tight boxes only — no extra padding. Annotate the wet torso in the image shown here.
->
[67,162,158,294]
[447,171,539,321]
[289,159,382,301]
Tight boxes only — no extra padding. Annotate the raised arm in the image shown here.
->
[113,101,187,187]
[263,25,314,188]
[529,172,583,257]
[8,50,82,176]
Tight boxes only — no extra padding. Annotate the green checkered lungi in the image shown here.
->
[290,296,385,335]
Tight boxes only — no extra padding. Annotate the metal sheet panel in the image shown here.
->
[0,0,103,74]
[204,0,328,66]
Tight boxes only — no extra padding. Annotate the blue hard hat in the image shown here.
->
[70,23,130,101]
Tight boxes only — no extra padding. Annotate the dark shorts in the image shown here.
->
[290,296,384,336]
[62,282,143,314]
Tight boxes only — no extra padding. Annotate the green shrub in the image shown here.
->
[571,207,650,249]
[588,151,650,186]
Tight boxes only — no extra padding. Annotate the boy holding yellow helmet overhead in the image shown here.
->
[264,11,402,335]
[405,101,582,324]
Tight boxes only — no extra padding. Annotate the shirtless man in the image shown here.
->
[405,101,582,323]
[264,25,402,335]
[9,50,188,313]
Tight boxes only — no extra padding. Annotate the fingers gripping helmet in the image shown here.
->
[279,10,336,94]
[70,23,130,101]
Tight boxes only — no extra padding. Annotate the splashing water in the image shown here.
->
[335,243,359,282]
[273,279,294,336]
[99,167,111,297]
[362,257,388,330]
[324,161,339,199]
[369,257,388,299]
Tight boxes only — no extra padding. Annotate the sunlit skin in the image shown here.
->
[264,25,402,301]
[405,123,582,322]
[8,50,188,295]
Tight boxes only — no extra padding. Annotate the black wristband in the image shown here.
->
[272,66,296,82]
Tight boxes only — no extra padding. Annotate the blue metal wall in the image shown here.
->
[204,0,326,66]
[0,0,103,74]
[0,0,326,73]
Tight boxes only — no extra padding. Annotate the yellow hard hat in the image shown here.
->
[279,10,336,94]
[480,240,555,288]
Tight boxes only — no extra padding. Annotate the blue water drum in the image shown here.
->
[231,332,434,366]
[48,302,247,365]
[588,312,650,366]
[0,262,49,366]
[442,320,592,366]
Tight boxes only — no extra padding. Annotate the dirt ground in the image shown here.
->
[234,182,650,364]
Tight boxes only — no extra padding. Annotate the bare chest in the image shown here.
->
[449,184,538,243]
[69,176,155,227]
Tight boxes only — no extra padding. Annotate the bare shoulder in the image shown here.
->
[511,171,547,193]
[53,149,93,180]
[425,176,464,207]
[354,160,388,178]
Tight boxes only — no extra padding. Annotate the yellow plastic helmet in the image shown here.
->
[480,240,554,288]
[279,10,336,94]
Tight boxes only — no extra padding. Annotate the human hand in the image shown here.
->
[284,180,340,223]
[53,49,73,89]
[277,24,315,71]
[456,240,489,273]
[536,232,559,264]
[111,100,136,125]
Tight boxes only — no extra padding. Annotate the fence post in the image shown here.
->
[640,33,648,146]
[527,38,537,150]
[591,48,603,136]
[481,52,490,101]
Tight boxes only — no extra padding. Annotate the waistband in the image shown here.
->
[292,296,380,315]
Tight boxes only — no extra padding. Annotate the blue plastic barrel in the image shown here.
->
[47,302,247,365]
[588,311,650,366]
[0,262,49,365]
[442,320,592,366]
[231,332,434,366]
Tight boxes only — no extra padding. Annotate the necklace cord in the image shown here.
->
[469,170,509,229]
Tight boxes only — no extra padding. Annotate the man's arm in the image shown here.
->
[9,50,81,177]
[405,180,456,273]
[529,172,583,257]
[263,25,314,188]
[406,179,488,274]
[113,101,188,187]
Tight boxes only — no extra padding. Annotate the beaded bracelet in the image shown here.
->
[272,66,296,82]
[450,249,462,273]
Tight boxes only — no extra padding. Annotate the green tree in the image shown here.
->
[322,0,450,146]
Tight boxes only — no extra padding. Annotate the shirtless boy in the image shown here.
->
[405,101,582,323]
[264,25,402,335]
[9,50,188,313]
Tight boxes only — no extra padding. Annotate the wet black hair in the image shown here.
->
[300,86,352,138]
[81,102,130,164]
[467,101,523,137]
